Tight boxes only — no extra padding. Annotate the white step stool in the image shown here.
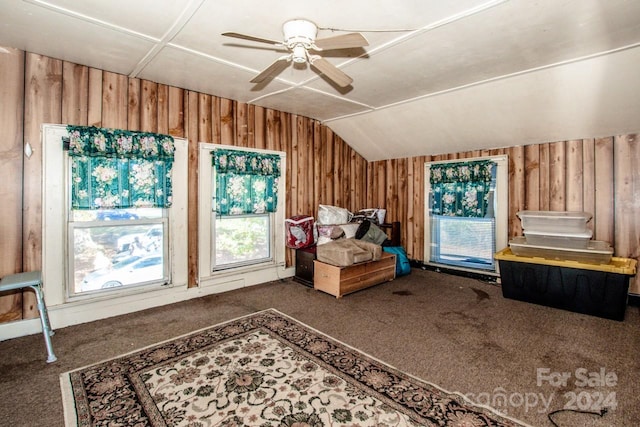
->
[0,271,57,363]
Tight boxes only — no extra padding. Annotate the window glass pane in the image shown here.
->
[431,216,495,270]
[214,215,271,269]
[70,221,167,295]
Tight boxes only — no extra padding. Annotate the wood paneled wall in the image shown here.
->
[1,50,638,323]
[368,139,639,293]
[0,51,367,321]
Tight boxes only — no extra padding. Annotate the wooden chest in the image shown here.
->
[313,252,396,298]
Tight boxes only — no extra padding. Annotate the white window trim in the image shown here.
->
[198,143,292,292]
[423,155,509,276]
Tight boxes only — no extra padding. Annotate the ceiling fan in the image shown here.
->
[222,19,368,87]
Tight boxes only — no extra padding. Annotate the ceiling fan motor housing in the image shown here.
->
[283,19,317,50]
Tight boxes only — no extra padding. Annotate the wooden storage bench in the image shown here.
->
[313,252,396,298]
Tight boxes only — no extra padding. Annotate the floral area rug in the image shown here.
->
[60,309,527,427]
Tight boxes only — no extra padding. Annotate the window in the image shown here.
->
[213,214,271,269]
[198,144,287,287]
[431,216,496,270]
[42,124,188,324]
[68,209,168,296]
[64,126,175,298]
[210,148,280,271]
[424,156,508,274]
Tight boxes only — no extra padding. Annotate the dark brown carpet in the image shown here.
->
[1,267,638,426]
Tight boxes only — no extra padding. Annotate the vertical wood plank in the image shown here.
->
[235,101,248,147]
[127,77,140,131]
[323,128,334,205]
[406,157,416,258]
[413,156,428,260]
[594,137,614,244]
[169,86,187,138]
[354,155,365,212]
[140,80,158,133]
[62,62,88,125]
[524,144,540,211]
[296,116,308,215]
[0,48,25,321]
[211,96,221,145]
[549,141,566,211]
[289,115,299,215]
[397,158,408,246]
[198,93,212,143]
[538,143,550,210]
[386,159,398,223]
[508,146,525,237]
[220,98,234,146]
[87,68,102,127]
[168,86,185,137]
[305,119,315,215]
[349,148,357,212]
[265,108,277,152]
[366,163,375,208]
[273,110,283,153]
[279,113,290,216]
[157,84,169,134]
[342,140,351,211]
[23,53,62,318]
[254,106,266,150]
[565,139,584,212]
[186,91,199,288]
[333,138,344,208]
[313,121,322,215]
[613,135,634,258]
[376,161,386,210]
[582,139,595,226]
[101,71,128,129]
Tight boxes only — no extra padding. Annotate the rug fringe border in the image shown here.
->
[59,308,533,427]
[60,370,78,427]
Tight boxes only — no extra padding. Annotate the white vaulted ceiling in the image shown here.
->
[1,0,639,160]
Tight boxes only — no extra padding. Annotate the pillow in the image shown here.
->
[316,236,332,245]
[317,224,335,238]
[356,220,388,245]
[317,204,352,225]
[339,223,360,239]
[316,224,345,245]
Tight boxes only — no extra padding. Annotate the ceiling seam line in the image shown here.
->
[129,0,208,78]
[324,42,640,123]
[321,0,509,71]
[23,0,159,42]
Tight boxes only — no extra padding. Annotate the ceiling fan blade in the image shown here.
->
[222,32,282,46]
[310,57,353,87]
[313,33,369,50]
[250,56,291,84]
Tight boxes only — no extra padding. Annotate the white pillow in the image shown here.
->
[317,205,353,225]
[340,223,360,239]
[316,236,332,245]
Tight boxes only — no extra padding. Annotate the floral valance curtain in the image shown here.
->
[430,160,495,218]
[212,149,281,215]
[65,125,175,209]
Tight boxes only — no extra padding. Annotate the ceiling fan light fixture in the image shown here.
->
[291,44,307,63]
